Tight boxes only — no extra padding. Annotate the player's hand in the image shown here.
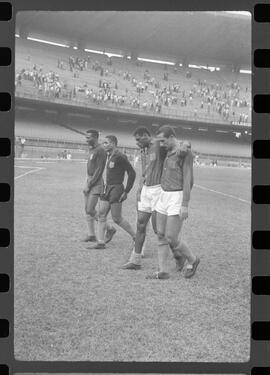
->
[119,191,127,202]
[177,141,190,157]
[179,206,188,220]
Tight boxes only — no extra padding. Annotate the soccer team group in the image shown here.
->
[82,125,200,279]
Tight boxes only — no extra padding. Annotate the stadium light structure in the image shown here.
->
[84,48,105,55]
[240,69,252,74]
[105,52,123,58]
[137,57,175,66]
[189,64,220,72]
[84,48,125,58]
[27,36,69,48]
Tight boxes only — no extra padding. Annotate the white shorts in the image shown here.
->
[137,184,162,213]
[155,189,183,216]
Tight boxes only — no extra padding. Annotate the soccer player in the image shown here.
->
[93,135,136,249]
[148,125,200,279]
[121,126,168,269]
[83,129,116,243]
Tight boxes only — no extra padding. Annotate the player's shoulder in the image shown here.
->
[113,150,127,162]
[95,144,106,155]
[120,152,131,164]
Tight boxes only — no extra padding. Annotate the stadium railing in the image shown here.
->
[14,135,251,166]
[15,89,252,127]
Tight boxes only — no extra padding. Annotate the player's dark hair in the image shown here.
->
[106,135,118,146]
[133,126,151,137]
[86,129,99,138]
[156,125,176,138]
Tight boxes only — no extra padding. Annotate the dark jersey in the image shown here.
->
[105,149,136,194]
[87,144,107,188]
[161,149,194,207]
[140,140,167,186]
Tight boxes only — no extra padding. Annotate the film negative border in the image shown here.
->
[252,2,270,372]
[248,6,270,367]
[0,1,269,375]
[0,1,13,375]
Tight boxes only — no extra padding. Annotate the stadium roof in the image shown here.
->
[16,11,251,67]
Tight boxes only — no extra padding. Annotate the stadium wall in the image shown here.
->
[15,100,251,163]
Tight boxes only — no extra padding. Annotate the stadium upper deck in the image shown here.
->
[15,38,251,126]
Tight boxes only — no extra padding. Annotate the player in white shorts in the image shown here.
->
[121,127,166,269]
[147,125,200,280]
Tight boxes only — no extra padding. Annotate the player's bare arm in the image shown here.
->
[119,155,136,202]
[180,150,194,220]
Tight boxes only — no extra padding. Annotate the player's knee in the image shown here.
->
[112,215,122,225]
[87,208,96,217]
[156,230,166,242]
[137,220,147,234]
[97,211,107,222]
[166,234,178,248]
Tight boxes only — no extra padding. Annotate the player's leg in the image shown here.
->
[95,199,111,249]
[83,191,99,241]
[110,202,136,240]
[165,215,187,271]
[156,212,171,276]
[141,219,150,257]
[121,211,151,269]
[166,192,199,278]
[99,186,116,244]
[151,210,157,234]
[134,211,151,254]
[121,184,152,269]
[142,185,161,256]
[146,211,170,279]
[135,184,153,254]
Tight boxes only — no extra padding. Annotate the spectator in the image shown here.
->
[19,137,26,158]
[16,54,250,125]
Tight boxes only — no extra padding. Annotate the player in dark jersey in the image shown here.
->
[92,135,136,249]
[83,129,116,243]
[121,126,167,269]
[147,125,199,279]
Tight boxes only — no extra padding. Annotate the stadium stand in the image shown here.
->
[15,38,251,126]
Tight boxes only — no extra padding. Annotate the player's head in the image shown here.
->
[133,126,152,148]
[86,129,99,147]
[155,125,177,151]
[103,135,118,152]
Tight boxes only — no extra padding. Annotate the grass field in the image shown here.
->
[14,159,251,362]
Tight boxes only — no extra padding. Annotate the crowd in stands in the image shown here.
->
[190,79,250,123]
[16,65,63,98]
[15,47,251,125]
